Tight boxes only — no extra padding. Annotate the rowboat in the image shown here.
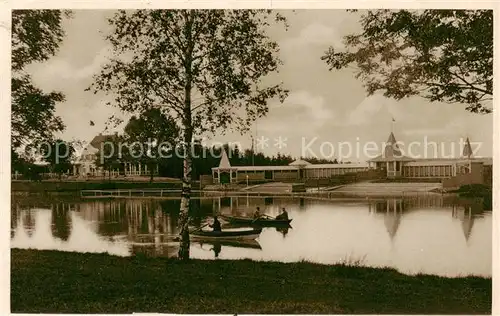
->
[190,227,262,241]
[220,214,292,226]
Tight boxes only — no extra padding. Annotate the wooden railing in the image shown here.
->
[80,188,441,199]
[81,189,182,198]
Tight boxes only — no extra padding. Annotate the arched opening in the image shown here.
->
[219,172,230,184]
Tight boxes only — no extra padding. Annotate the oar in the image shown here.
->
[190,222,211,233]
[251,213,274,224]
[173,222,211,241]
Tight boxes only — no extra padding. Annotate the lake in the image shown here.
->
[11,194,492,277]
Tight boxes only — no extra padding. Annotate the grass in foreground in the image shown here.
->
[11,249,491,314]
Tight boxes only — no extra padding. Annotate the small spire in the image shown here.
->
[462,137,473,159]
[384,132,402,158]
[219,148,231,169]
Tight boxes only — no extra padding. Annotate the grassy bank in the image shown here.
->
[11,249,491,314]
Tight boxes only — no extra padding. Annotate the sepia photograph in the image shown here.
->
[8,6,495,314]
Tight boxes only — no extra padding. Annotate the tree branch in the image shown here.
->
[449,71,491,95]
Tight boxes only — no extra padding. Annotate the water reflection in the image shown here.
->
[51,204,72,241]
[11,194,492,277]
[276,226,290,237]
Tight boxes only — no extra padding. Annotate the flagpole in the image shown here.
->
[253,120,258,166]
[251,135,255,166]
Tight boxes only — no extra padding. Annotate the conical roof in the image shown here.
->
[384,132,402,159]
[218,149,231,169]
[462,137,473,158]
[368,132,413,162]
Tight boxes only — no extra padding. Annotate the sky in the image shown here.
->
[25,9,494,161]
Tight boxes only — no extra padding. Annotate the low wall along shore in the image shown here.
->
[11,180,189,192]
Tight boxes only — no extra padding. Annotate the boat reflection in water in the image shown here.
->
[195,239,262,258]
[276,225,290,237]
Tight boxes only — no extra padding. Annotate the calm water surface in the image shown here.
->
[11,194,492,277]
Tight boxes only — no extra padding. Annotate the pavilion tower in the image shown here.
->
[212,148,237,184]
[462,137,473,159]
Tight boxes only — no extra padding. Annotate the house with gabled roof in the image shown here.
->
[73,133,156,178]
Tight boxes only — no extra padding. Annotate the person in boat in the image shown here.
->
[253,207,262,219]
[209,216,222,232]
[276,208,289,221]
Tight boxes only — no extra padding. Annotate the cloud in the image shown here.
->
[265,90,334,132]
[281,23,344,52]
[345,94,404,126]
[286,90,334,121]
[30,45,112,83]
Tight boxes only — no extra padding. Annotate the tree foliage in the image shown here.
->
[89,10,288,135]
[322,10,493,113]
[93,134,125,181]
[11,10,71,150]
[89,9,288,260]
[11,75,65,149]
[41,139,75,180]
[124,108,180,182]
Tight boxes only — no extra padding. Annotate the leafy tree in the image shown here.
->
[94,134,125,181]
[11,148,29,175]
[11,10,72,151]
[124,108,180,182]
[40,139,75,180]
[322,10,492,113]
[88,10,288,260]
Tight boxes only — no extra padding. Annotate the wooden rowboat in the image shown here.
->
[190,228,262,241]
[220,215,292,226]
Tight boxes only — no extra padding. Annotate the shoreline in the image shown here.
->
[11,249,492,314]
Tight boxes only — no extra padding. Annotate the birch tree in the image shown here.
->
[88,10,288,260]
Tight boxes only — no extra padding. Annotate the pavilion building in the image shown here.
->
[211,131,492,188]
[367,132,492,182]
[211,150,369,184]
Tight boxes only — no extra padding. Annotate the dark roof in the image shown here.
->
[462,137,473,158]
[368,132,413,162]
[90,133,118,149]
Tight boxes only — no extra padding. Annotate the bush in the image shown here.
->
[457,184,492,197]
